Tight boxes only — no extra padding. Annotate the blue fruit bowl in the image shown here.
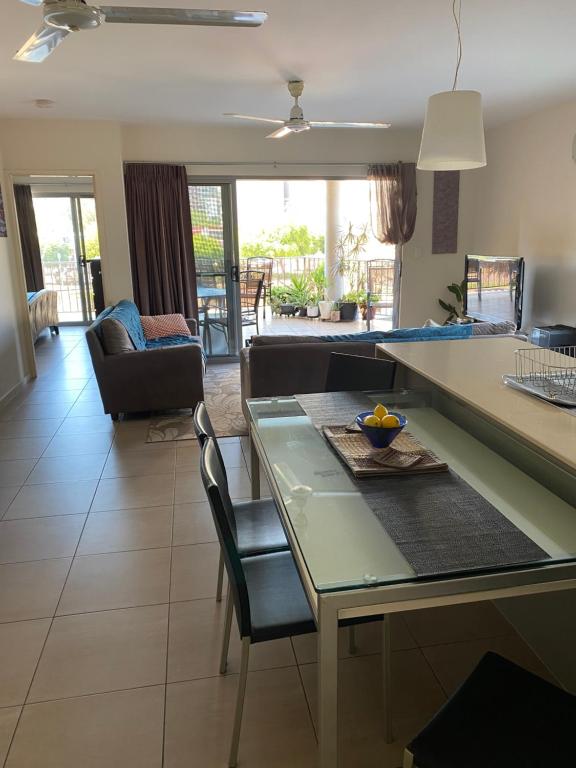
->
[355,411,407,449]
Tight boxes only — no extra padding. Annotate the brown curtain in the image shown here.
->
[368,162,417,245]
[124,163,198,319]
[14,185,44,292]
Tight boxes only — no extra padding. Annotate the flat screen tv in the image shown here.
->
[464,255,524,329]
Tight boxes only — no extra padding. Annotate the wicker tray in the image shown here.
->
[322,425,448,477]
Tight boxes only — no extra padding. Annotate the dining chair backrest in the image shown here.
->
[200,438,251,639]
[239,271,264,313]
[325,353,396,393]
[366,259,395,301]
[193,401,229,482]
[247,257,273,286]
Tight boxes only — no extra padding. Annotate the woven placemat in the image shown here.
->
[323,426,448,477]
[295,392,375,427]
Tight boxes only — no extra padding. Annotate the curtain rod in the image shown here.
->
[123,160,372,167]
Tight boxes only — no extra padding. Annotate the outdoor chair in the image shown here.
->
[247,257,273,318]
[192,402,288,602]
[403,651,576,768]
[366,259,396,331]
[325,352,396,393]
[200,438,393,768]
[208,270,264,348]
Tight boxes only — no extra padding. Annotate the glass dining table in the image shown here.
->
[246,389,576,768]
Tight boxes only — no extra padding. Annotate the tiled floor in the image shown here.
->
[0,327,553,767]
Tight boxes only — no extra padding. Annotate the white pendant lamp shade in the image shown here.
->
[417,90,486,171]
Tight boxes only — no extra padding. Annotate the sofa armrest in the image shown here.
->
[186,318,199,335]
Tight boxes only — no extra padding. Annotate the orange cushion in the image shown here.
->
[140,313,191,340]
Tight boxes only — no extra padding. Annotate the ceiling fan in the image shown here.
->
[14,0,268,63]
[224,80,391,138]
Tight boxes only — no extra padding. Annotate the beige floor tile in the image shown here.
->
[102,449,176,478]
[56,415,115,435]
[0,487,20,516]
[111,424,152,452]
[0,419,62,439]
[172,502,216,545]
[25,455,107,485]
[42,431,114,457]
[0,438,51,461]
[167,599,296,683]
[291,615,417,666]
[0,460,36,487]
[0,619,51,706]
[23,391,80,406]
[300,649,446,767]
[0,559,71,623]
[175,441,245,471]
[78,506,173,554]
[5,402,73,420]
[92,474,175,512]
[66,401,105,418]
[0,708,21,766]
[422,634,554,696]
[6,686,165,768]
[5,480,98,519]
[0,516,86,564]
[403,601,515,647]
[57,548,171,614]
[173,471,207,504]
[29,604,169,702]
[165,668,317,768]
[170,543,220,602]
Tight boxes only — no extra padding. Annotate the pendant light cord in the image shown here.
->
[451,0,462,91]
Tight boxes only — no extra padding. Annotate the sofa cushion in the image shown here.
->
[140,313,191,340]
[106,300,146,350]
[100,318,136,354]
[251,335,326,346]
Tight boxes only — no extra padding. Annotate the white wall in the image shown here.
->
[0,140,25,403]
[471,100,576,329]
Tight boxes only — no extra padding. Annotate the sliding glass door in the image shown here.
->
[33,194,99,324]
[189,182,241,358]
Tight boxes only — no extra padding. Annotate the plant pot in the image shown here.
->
[279,304,297,317]
[330,310,341,322]
[361,306,376,321]
[339,302,358,321]
[307,305,320,318]
[298,306,308,317]
[318,300,332,320]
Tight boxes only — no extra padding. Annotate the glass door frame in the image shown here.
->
[188,177,242,361]
[32,191,96,325]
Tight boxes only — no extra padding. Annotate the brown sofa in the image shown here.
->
[86,305,205,420]
[240,335,377,419]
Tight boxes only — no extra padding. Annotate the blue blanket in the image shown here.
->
[106,300,147,350]
[320,325,474,344]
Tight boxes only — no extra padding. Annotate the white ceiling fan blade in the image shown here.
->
[223,113,284,125]
[309,121,392,129]
[14,24,70,63]
[18,0,43,6]
[100,7,268,27]
[266,126,292,139]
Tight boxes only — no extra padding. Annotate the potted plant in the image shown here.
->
[307,263,326,318]
[332,223,369,321]
[270,286,295,316]
[287,274,312,317]
[330,302,341,322]
[438,280,467,324]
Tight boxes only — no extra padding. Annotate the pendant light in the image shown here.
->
[417,0,486,171]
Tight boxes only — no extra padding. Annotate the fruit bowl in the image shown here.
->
[356,410,407,449]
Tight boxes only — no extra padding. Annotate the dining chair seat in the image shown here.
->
[234,498,288,557]
[403,651,576,768]
[243,551,316,643]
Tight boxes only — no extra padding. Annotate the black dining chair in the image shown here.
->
[192,402,289,603]
[200,437,316,767]
[200,438,394,766]
[325,352,397,393]
[403,651,576,768]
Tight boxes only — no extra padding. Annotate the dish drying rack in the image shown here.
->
[503,347,576,407]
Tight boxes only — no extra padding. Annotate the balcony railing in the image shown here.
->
[41,261,93,320]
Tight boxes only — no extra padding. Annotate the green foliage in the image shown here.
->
[41,242,73,262]
[332,223,369,297]
[85,237,100,260]
[438,280,467,323]
[240,224,324,260]
[286,274,313,308]
[194,233,223,258]
[308,263,327,303]
[269,285,293,315]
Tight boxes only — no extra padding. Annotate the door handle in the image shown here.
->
[231,265,240,282]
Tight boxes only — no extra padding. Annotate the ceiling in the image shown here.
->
[1,0,576,127]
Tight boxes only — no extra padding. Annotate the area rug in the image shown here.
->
[147,363,248,442]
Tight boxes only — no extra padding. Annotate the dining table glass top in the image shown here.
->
[246,391,576,594]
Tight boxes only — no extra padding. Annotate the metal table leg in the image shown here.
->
[318,597,339,768]
[250,427,261,500]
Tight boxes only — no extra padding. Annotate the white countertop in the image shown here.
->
[377,337,576,473]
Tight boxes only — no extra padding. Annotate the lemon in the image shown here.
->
[373,403,388,420]
[363,414,381,427]
[381,414,401,428]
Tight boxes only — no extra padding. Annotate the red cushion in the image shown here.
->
[140,314,191,340]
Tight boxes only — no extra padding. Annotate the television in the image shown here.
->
[464,255,524,329]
